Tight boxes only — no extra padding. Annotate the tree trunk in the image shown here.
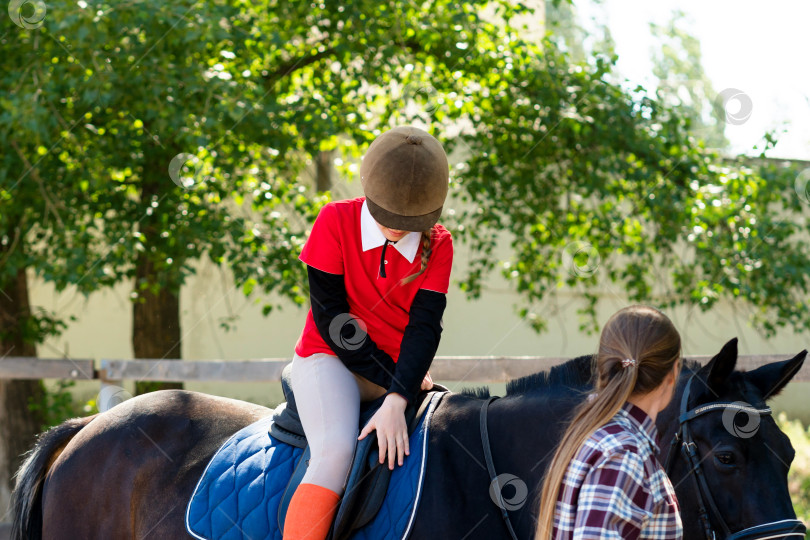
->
[316,150,333,192]
[132,253,183,395]
[0,267,45,520]
[132,146,183,396]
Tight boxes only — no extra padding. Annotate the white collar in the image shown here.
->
[360,200,421,263]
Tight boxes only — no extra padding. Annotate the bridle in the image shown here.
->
[664,373,807,540]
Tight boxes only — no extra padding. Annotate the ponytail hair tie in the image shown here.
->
[621,358,637,368]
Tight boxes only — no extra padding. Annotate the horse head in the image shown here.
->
[657,338,807,540]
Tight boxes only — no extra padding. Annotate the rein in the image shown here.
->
[664,373,806,540]
[480,396,520,540]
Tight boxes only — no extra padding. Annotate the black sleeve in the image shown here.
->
[307,265,395,389]
[387,289,447,404]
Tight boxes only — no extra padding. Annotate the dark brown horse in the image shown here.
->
[10,340,807,539]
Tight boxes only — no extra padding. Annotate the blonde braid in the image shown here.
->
[399,228,433,285]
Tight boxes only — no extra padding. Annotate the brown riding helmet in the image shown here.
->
[360,126,449,232]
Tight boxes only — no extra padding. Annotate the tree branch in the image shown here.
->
[0,215,26,270]
[9,140,65,229]
[261,46,337,86]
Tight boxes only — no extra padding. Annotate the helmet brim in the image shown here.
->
[366,197,442,232]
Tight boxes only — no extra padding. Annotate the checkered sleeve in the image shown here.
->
[572,449,653,540]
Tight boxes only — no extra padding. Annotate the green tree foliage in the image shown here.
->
[544,0,586,63]
[3,1,809,353]
[650,10,729,149]
[2,0,529,325]
[415,13,810,336]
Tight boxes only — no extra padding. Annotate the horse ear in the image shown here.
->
[698,338,739,392]
[747,350,807,400]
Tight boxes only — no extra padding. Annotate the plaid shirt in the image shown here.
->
[552,401,683,540]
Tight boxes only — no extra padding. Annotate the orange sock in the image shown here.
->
[282,483,341,540]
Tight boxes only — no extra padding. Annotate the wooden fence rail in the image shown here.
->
[1,354,808,412]
[1,355,808,382]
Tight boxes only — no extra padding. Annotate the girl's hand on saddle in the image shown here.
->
[421,371,433,391]
[358,393,409,470]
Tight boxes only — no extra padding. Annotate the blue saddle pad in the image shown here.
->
[185,393,441,540]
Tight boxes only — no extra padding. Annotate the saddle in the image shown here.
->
[269,364,447,540]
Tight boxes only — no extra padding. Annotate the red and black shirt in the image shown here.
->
[294,197,453,402]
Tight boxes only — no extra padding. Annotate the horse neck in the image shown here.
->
[484,389,586,535]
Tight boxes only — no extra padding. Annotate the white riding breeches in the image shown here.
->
[290,352,369,495]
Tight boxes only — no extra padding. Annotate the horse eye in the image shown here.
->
[715,452,735,465]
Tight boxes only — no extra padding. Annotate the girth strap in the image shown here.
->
[480,396,520,540]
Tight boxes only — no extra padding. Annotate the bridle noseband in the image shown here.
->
[664,373,807,540]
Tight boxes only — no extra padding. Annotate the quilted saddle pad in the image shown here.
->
[185,393,441,540]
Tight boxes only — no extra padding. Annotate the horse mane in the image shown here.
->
[681,358,703,375]
[459,386,494,399]
[459,356,706,399]
[460,355,596,399]
[506,354,595,395]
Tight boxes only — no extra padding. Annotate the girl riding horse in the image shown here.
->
[283,126,454,540]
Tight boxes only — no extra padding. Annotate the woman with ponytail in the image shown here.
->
[282,126,453,540]
[535,305,683,540]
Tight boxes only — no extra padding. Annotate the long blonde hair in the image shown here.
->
[399,227,433,285]
[534,305,681,539]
